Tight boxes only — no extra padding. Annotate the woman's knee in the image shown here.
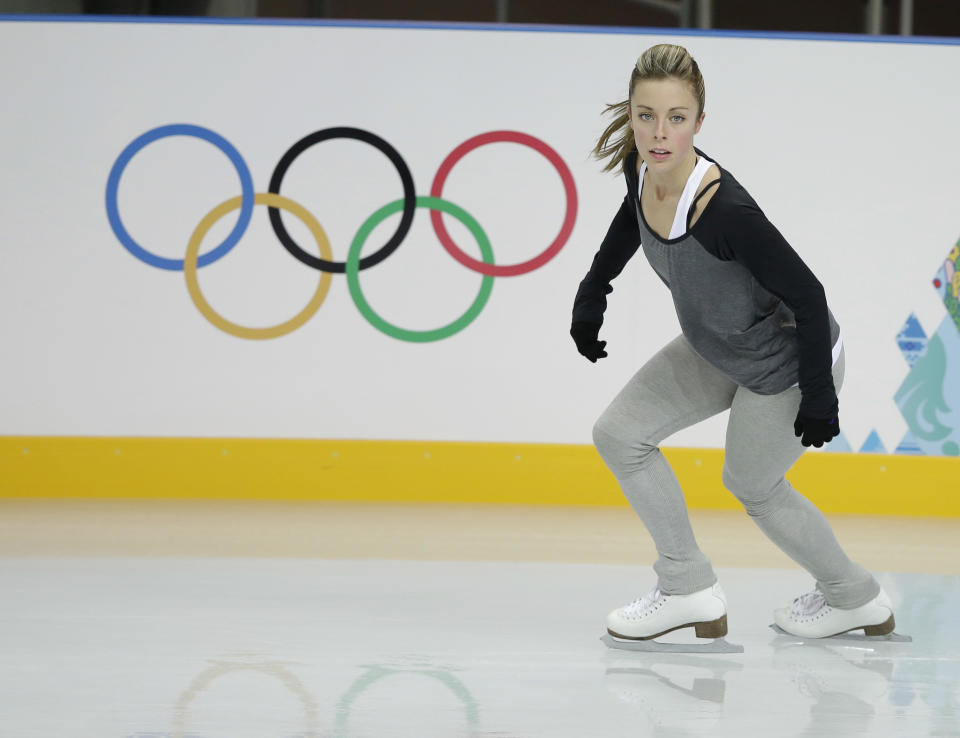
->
[722,464,786,516]
[592,413,623,456]
[593,413,656,473]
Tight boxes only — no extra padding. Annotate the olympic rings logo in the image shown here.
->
[106,124,578,342]
[167,656,481,738]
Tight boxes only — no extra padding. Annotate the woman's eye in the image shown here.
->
[639,113,653,121]
[672,115,685,123]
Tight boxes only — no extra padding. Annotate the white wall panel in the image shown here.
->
[1,19,957,450]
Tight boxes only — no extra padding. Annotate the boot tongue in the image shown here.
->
[624,588,662,616]
[791,591,826,616]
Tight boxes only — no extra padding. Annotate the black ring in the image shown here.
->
[268,127,416,274]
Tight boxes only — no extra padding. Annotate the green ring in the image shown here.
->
[346,195,494,342]
[332,665,480,738]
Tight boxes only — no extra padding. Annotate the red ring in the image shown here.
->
[429,131,578,277]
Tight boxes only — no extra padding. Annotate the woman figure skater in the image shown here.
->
[571,43,895,640]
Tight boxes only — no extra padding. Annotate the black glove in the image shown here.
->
[570,321,607,363]
[793,413,840,448]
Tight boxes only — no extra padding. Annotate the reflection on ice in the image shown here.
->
[1,559,957,738]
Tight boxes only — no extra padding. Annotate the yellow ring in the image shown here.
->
[184,192,333,340]
[172,659,319,738]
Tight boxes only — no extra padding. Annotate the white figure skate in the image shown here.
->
[602,583,744,654]
[771,587,911,642]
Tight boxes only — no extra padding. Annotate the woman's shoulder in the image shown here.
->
[695,163,722,204]
[697,159,762,216]
[687,162,721,230]
[692,161,785,257]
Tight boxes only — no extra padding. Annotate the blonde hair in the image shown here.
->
[593,44,706,173]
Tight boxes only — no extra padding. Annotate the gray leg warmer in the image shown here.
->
[593,336,880,607]
[722,348,880,608]
[592,335,736,595]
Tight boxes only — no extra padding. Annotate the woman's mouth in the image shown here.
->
[649,149,671,161]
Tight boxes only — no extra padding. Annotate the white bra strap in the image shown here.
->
[670,156,714,239]
[637,156,715,240]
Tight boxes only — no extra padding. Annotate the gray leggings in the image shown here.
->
[593,334,879,609]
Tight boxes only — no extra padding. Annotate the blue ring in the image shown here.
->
[105,124,255,271]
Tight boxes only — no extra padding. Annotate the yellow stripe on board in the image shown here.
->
[1,437,957,517]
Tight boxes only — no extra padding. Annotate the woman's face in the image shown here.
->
[629,77,705,174]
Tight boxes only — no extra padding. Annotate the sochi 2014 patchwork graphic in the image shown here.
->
[842,240,960,457]
[902,242,960,456]
[828,242,959,457]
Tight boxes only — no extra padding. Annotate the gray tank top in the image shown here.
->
[635,157,841,396]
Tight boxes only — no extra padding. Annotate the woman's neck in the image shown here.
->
[643,148,699,202]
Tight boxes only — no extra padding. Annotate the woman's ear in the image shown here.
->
[694,111,706,135]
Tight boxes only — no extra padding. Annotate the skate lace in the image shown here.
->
[791,590,827,617]
[622,588,662,616]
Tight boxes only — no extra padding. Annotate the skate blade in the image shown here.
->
[769,624,913,642]
[601,633,744,654]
